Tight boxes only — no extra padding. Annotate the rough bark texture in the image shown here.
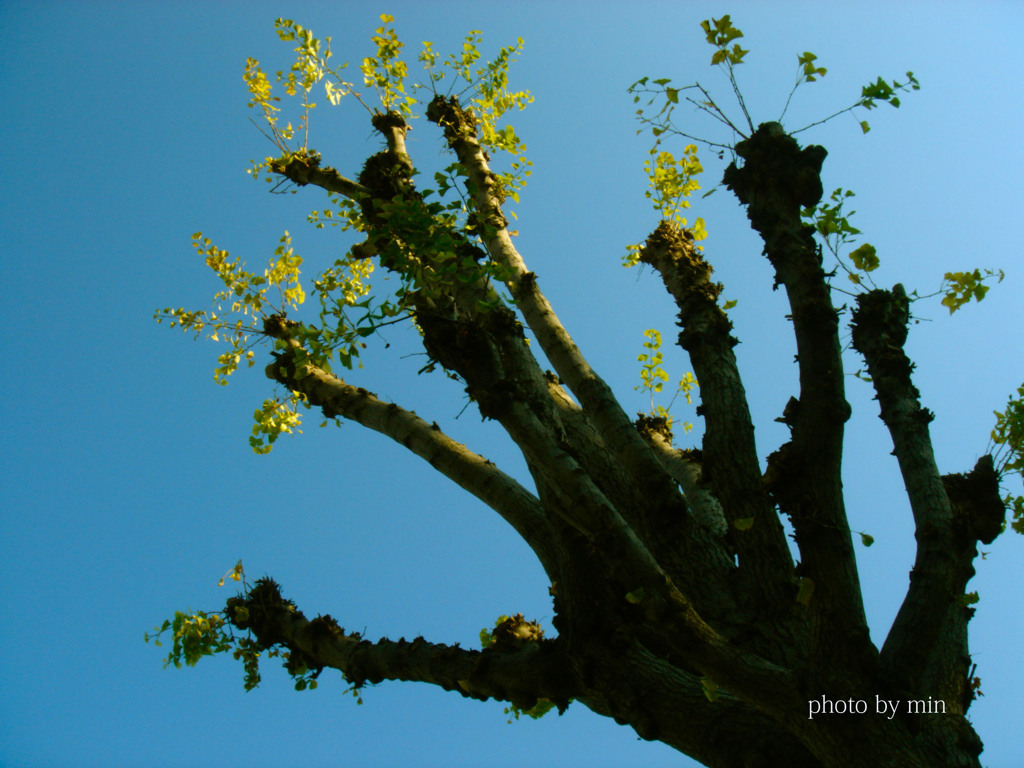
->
[225,108,1001,767]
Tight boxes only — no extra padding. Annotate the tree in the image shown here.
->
[150,14,1023,768]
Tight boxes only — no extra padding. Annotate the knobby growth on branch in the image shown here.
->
[150,14,1023,768]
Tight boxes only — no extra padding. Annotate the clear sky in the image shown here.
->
[2,1,1023,766]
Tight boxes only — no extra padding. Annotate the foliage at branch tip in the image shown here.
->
[801,188,882,290]
[630,13,920,160]
[990,384,1024,532]
[634,329,697,439]
[700,15,748,67]
[478,614,564,722]
[625,145,707,267]
[940,269,1004,314]
[154,232,305,386]
[792,69,919,136]
[646,145,707,228]
[250,392,306,454]
[244,18,361,185]
[803,192,1002,316]
[419,28,533,203]
[145,562,323,693]
[159,17,547,455]
[156,223,401,450]
[361,14,415,116]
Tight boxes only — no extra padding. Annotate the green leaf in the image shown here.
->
[503,698,560,722]
[1009,495,1024,534]
[797,51,826,81]
[625,587,646,604]
[728,44,749,65]
[860,532,875,547]
[701,676,719,702]
[849,243,879,272]
[941,269,1003,314]
[733,517,755,531]
[796,577,815,606]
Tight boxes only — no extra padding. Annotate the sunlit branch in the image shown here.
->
[271,153,371,200]
[637,221,794,600]
[424,95,688,525]
[262,329,558,575]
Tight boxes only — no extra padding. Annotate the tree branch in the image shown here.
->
[724,122,872,676]
[262,322,558,576]
[226,578,578,712]
[270,151,371,200]
[851,287,1001,701]
[269,112,669,578]
[424,94,687,539]
[645,433,727,538]
[638,221,794,605]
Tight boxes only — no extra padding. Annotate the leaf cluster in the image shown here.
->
[241,17,531,349]
[990,384,1024,531]
[624,145,708,267]
[154,232,306,386]
[644,147,707,229]
[802,188,881,289]
[634,329,697,437]
[632,14,921,150]
[165,18,542,452]
[360,14,415,116]
[700,15,749,67]
[420,30,533,202]
[145,611,232,670]
[940,269,1004,315]
[250,393,305,454]
[243,19,357,184]
[146,563,323,692]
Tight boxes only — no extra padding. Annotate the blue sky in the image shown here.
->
[2,2,1023,766]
